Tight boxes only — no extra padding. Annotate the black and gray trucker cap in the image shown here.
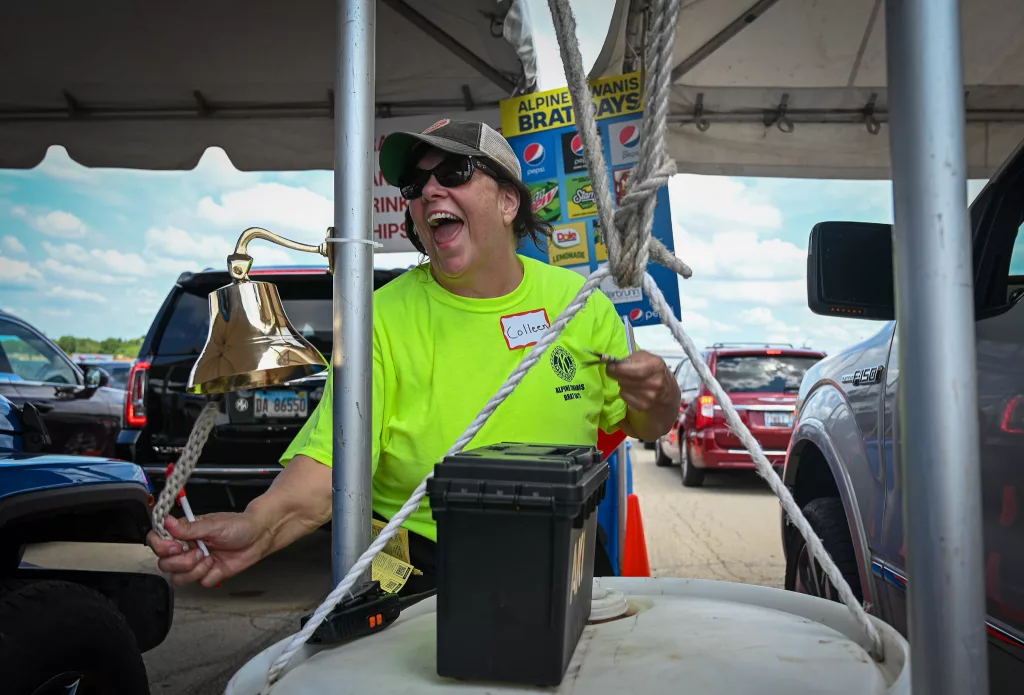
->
[379,119,523,187]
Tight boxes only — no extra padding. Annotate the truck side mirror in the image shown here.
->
[83,366,110,390]
[807,221,895,321]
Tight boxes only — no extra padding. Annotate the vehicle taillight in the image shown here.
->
[1001,396,1024,434]
[696,395,716,429]
[125,360,151,428]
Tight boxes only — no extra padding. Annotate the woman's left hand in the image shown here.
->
[606,351,677,411]
[606,351,681,438]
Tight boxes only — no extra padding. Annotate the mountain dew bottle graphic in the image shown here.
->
[529,180,561,222]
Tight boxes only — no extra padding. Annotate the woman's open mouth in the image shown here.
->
[427,211,464,247]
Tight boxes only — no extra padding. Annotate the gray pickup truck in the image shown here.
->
[782,136,1024,691]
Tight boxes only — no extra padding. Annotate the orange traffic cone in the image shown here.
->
[621,493,651,577]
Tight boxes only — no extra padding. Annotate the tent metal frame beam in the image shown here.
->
[670,0,782,83]
[0,99,501,123]
[380,0,518,95]
[667,106,1024,127]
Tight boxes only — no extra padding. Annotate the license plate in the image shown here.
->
[764,411,793,428]
[254,390,308,419]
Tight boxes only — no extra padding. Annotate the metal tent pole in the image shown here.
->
[331,0,376,587]
[884,1,988,693]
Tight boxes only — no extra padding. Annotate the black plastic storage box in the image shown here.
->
[426,442,609,687]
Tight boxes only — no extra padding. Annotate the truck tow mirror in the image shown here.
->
[807,221,895,321]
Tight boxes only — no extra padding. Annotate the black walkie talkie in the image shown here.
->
[300,580,436,645]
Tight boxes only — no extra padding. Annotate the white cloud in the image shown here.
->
[48,285,107,303]
[687,279,807,306]
[42,241,90,264]
[674,227,805,281]
[736,307,797,336]
[669,175,784,233]
[0,257,43,286]
[145,224,319,271]
[90,248,146,276]
[1,236,26,254]
[145,226,233,262]
[40,258,124,285]
[197,183,332,242]
[40,241,145,280]
[12,207,89,238]
[679,309,735,333]
[680,295,708,310]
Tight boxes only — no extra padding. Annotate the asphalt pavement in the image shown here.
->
[24,441,786,693]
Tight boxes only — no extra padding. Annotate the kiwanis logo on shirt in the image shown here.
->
[550,345,586,401]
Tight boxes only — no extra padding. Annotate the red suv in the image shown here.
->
[656,344,826,487]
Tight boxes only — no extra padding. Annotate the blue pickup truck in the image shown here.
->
[0,394,172,694]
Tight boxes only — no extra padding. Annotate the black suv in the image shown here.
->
[117,265,405,512]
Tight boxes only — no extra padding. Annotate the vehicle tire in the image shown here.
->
[784,497,863,603]
[680,440,705,487]
[642,440,655,450]
[0,579,151,695]
[654,439,672,467]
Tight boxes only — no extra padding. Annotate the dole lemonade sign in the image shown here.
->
[499,72,681,329]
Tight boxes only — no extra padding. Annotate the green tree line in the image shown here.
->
[54,335,146,358]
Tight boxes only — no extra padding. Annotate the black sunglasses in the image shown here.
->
[398,155,502,200]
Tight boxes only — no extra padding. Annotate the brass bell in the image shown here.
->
[186,279,328,394]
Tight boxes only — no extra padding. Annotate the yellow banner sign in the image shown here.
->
[500,73,644,138]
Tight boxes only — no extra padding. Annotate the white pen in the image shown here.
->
[622,315,637,355]
[178,491,210,557]
[167,464,210,557]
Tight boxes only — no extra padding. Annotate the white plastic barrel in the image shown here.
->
[226,577,910,695]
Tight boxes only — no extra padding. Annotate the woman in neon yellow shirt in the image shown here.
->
[148,120,681,590]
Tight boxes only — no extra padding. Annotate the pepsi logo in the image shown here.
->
[570,134,584,157]
[618,125,640,148]
[523,143,545,166]
[552,229,581,249]
[629,308,643,321]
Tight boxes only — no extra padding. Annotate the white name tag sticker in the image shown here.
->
[501,309,551,350]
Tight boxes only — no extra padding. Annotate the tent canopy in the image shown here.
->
[3,0,1021,177]
[0,0,628,171]
[599,0,1024,179]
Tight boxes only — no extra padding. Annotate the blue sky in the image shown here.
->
[0,0,987,357]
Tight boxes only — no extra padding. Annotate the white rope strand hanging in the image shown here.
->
[149,0,885,689]
[546,0,884,663]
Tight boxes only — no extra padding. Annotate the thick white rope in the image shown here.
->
[261,268,611,688]
[643,275,884,660]
[547,0,884,661]
[151,401,219,544]
[151,0,885,685]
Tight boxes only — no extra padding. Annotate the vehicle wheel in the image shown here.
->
[642,440,655,450]
[784,497,863,603]
[0,580,151,695]
[654,439,671,467]
[680,440,705,487]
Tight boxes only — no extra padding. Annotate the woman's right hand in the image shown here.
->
[147,512,270,588]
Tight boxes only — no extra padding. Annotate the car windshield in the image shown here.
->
[715,355,821,393]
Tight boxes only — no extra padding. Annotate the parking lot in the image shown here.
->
[23,442,783,694]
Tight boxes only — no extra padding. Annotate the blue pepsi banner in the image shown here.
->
[499,73,682,329]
